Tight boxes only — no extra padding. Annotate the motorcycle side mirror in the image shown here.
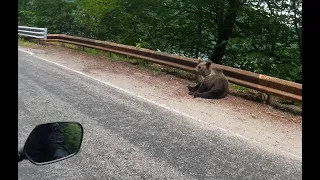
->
[22,122,84,165]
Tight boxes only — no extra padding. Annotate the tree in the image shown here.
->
[18,0,302,82]
[210,0,243,64]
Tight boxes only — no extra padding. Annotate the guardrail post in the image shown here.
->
[266,94,272,104]
[43,28,47,40]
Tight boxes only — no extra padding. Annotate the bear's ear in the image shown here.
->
[198,59,204,63]
[205,61,212,68]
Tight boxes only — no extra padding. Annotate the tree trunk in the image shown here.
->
[210,0,241,64]
[57,0,63,33]
[195,7,203,58]
[291,0,302,64]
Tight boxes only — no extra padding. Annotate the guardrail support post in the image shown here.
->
[43,28,47,40]
[266,95,272,104]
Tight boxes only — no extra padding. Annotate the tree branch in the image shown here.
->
[235,20,282,59]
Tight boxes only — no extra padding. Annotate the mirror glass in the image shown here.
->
[24,122,83,165]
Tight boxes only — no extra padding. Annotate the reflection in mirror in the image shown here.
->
[24,122,83,165]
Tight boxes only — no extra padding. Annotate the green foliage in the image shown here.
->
[224,0,302,82]
[59,123,82,154]
[18,38,37,47]
[18,10,35,26]
[18,0,302,83]
[133,59,149,67]
[83,47,100,56]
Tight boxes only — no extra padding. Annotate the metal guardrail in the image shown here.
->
[45,34,302,103]
[18,26,48,40]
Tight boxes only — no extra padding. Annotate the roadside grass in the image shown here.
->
[18,38,39,48]
[20,39,302,114]
[59,123,82,154]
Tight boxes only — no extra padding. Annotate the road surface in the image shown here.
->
[18,50,301,180]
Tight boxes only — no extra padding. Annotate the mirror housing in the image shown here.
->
[23,122,83,165]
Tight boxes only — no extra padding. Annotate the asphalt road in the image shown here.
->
[18,50,301,180]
